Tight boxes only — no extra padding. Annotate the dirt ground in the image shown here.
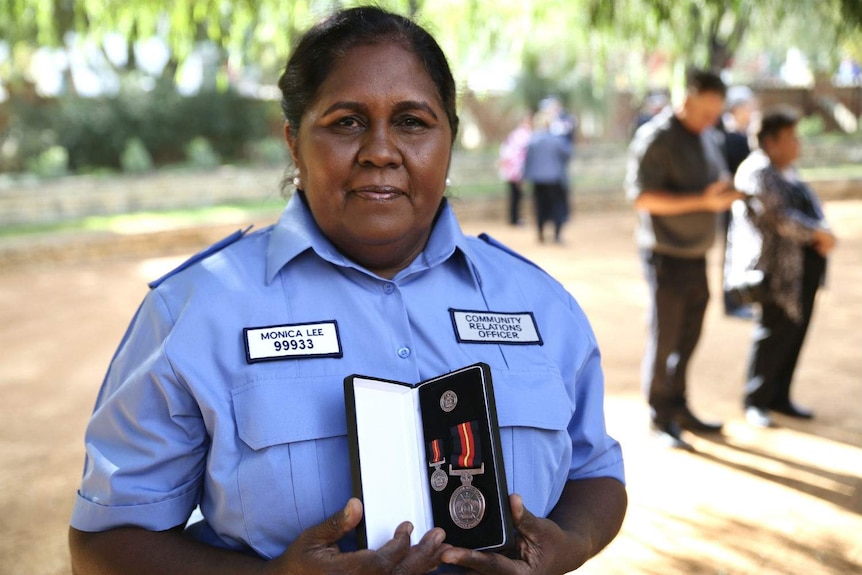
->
[1,199,859,575]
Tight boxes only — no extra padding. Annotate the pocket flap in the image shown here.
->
[492,368,573,431]
[232,375,346,450]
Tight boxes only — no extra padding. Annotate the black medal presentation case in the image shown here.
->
[344,362,515,552]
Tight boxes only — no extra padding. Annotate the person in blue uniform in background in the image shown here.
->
[523,108,573,244]
[69,7,626,575]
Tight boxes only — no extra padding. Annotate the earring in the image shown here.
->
[293,168,301,189]
[445,177,452,187]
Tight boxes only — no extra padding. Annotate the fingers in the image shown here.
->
[282,502,449,575]
[368,524,448,575]
[441,545,516,574]
[303,498,364,547]
[438,495,533,573]
[385,526,449,574]
[374,521,414,562]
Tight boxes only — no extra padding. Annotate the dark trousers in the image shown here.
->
[533,182,567,242]
[507,180,523,225]
[640,251,710,422]
[745,248,826,408]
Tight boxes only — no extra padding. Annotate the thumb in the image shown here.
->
[509,493,539,537]
[303,497,364,547]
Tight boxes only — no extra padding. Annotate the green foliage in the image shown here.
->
[1,0,860,96]
[176,89,274,162]
[2,86,277,173]
[248,138,289,166]
[53,96,129,171]
[120,138,154,173]
[2,0,861,165]
[797,115,826,137]
[0,100,53,173]
[25,145,69,178]
[515,51,569,112]
[185,137,220,169]
[840,0,862,27]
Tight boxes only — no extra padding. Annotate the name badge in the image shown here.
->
[449,309,543,345]
[244,321,343,363]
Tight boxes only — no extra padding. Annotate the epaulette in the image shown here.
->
[477,233,545,272]
[148,225,253,289]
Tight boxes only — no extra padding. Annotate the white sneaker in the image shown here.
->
[745,406,772,428]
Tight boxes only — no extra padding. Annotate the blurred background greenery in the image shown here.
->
[0,0,861,185]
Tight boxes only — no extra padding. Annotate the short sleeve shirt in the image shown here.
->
[71,194,624,559]
[626,108,729,257]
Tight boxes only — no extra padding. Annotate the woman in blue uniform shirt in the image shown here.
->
[69,6,626,574]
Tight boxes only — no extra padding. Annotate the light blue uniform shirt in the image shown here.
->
[71,194,624,559]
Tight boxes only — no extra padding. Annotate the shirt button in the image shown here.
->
[383,282,395,294]
[397,347,411,358]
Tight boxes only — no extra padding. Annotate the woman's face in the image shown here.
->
[286,42,453,278]
[764,125,800,169]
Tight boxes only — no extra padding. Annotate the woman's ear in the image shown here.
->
[284,122,300,168]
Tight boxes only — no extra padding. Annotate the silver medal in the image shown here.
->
[430,468,449,491]
[440,390,458,412]
[449,484,485,529]
[447,463,486,529]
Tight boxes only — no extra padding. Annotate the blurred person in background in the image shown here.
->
[542,96,578,143]
[731,109,837,428]
[543,97,578,222]
[626,68,743,449]
[633,91,670,135]
[523,107,573,244]
[718,86,760,319]
[497,113,532,226]
[718,86,757,176]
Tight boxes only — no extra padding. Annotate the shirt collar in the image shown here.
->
[265,193,481,285]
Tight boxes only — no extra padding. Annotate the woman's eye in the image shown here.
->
[335,116,362,129]
[399,116,428,129]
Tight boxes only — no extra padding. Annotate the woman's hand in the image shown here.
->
[439,494,585,575]
[439,479,626,575]
[265,498,449,575]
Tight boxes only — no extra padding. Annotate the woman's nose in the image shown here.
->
[357,124,402,168]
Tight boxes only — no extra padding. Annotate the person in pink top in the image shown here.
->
[497,115,532,225]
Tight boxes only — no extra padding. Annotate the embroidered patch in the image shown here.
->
[244,321,343,363]
[449,309,543,345]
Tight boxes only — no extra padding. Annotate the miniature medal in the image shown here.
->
[427,439,448,492]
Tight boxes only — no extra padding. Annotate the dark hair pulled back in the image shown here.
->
[277,6,459,143]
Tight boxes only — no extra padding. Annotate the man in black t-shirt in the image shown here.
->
[626,69,743,448]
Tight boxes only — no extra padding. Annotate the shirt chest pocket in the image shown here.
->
[231,375,351,558]
[491,367,574,517]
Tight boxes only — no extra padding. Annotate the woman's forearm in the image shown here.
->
[547,477,628,562]
[69,526,267,575]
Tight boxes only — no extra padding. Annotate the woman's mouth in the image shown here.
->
[351,186,405,201]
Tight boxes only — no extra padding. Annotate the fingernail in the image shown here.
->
[433,531,445,545]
